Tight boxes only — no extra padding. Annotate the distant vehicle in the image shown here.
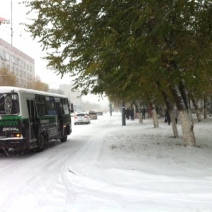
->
[96,111,103,116]
[74,113,90,125]
[0,86,73,153]
[89,111,97,120]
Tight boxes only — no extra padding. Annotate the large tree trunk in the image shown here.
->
[170,110,178,138]
[138,113,143,123]
[178,81,194,125]
[179,110,196,146]
[156,81,179,138]
[191,97,202,122]
[133,101,143,123]
[150,102,159,128]
[203,97,208,119]
[170,85,196,146]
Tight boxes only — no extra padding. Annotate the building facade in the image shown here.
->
[0,38,35,87]
[59,83,83,111]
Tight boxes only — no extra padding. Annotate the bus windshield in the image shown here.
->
[0,93,20,115]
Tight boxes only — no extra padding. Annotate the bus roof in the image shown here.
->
[0,86,69,99]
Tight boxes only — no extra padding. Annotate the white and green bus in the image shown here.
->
[0,86,73,153]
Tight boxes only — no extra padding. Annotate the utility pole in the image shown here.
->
[11,0,13,46]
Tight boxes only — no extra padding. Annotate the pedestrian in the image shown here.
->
[165,109,171,125]
[126,108,130,120]
[174,107,179,124]
[142,107,146,119]
[130,108,134,120]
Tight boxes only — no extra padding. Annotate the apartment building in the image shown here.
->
[0,38,35,87]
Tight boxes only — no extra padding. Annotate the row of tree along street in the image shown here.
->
[0,67,49,91]
[23,0,212,146]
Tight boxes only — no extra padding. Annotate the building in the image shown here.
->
[59,83,83,112]
[0,38,35,87]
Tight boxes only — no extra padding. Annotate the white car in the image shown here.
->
[74,113,91,125]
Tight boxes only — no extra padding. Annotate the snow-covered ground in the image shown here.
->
[0,112,212,212]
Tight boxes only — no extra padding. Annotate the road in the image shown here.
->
[1,113,212,212]
[0,113,118,212]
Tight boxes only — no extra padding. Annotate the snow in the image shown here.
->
[0,112,212,212]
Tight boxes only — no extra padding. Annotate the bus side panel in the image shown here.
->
[39,116,59,140]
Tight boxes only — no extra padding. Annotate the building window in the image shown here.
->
[0,49,6,61]
[6,64,10,70]
[11,55,15,63]
[15,57,18,65]
[18,59,22,66]
[5,52,10,61]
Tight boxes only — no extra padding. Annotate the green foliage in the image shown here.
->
[24,0,212,104]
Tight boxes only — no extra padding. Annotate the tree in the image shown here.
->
[27,76,49,91]
[0,68,17,86]
[24,0,212,146]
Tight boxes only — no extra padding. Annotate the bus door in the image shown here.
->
[55,98,63,132]
[27,99,38,141]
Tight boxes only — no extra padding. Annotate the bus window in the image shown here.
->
[46,96,56,115]
[35,94,47,117]
[61,98,69,114]
[0,93,19,115]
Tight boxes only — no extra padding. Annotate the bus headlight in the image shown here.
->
[9,133,22,138]
[15,133,22,138]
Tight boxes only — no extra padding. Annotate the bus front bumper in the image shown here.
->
[0,138,27,150]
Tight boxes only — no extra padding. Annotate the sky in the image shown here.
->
[0,112,212,211]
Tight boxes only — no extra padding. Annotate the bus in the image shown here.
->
[0,86,73,153]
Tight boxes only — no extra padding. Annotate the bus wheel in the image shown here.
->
[37,135,46,151]
[60,131,67,142]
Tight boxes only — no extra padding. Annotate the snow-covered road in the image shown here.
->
[1,113,212,212]
[0,113,121,212]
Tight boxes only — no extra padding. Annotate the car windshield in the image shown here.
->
[77,114,86,117]
[0,93,20,115]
